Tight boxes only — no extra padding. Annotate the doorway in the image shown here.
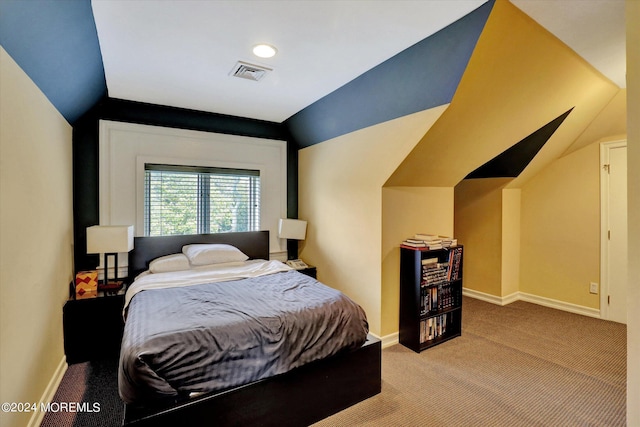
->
[600,140,627,324]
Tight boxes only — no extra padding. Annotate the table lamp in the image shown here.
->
[86,225,134,288]
[278,218,307,260]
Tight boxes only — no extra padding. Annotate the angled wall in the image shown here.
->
[519,142,602,309]
[285,1,493,148]
[382,186,454,337]
[0,47,73,427]
[0,0,106,124]
[298,107,447,336]
[387,0,620,188]
[390,0,621,314]
[294,2,493,336]
[454,178,510,297]
[298,0,625,336]
[626,1,640,422]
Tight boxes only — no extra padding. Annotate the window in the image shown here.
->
[144,164,260,236]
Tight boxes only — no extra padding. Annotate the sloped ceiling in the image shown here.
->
[385,0,622,188]
[465,109,574,179]
[0,0,105,124]
[286,1,493,148]
[0,0,625,128]
[562,89,628,155]
[512,0,626,88]
[91,0,486,124]
[0,0,627,186]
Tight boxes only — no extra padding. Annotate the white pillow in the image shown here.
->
[149,253,191,273]
[182,244,249,266]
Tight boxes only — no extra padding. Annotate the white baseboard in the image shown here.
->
[367,331,398,349]
[379,332,399,349]
[462,287,511,305]
[517,292,601,318]
[27,356,67,427]
[462,287,601,319]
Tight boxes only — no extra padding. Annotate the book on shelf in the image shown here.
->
[423,269,447,285]
[447,246,463,281]
[420,286,439,313]
[439,237,458,248]
[403,233,458,250]
[405,238,427,244]
[401,241,427,249]
[420,282,458,313]
[402,240,443,250]
[414,233,439,241]
[422,260,448,284]
[419,313,450,343]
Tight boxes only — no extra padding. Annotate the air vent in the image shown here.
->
[230,61,272,81]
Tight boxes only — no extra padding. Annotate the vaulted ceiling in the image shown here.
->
[0,0,626,127]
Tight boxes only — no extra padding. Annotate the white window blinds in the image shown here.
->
[144,164,260,236]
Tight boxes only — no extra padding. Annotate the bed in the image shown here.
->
[121,230,381,426]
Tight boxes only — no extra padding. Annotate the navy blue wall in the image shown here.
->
[465,108,574,179]
[1,0,503,269]
[284,1,493,149]
[73,98,294,271]
[0,0,106,124]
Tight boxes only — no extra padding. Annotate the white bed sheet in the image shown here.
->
[124,259,293,312]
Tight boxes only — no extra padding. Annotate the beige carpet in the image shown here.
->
[314,297,626,427]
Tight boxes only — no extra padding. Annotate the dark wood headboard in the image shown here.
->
[128,230,270,279]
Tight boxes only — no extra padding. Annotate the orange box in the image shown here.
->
[75,270,98,299]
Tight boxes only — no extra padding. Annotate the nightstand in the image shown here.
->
[63,293,125,364]
[298,266,317,279]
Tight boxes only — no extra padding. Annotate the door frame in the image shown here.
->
[599,139,627,320]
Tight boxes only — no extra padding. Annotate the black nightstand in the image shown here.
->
[298,266,317,279]
[63,293,125,364]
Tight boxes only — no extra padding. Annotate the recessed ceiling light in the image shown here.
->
[253,44,277,58]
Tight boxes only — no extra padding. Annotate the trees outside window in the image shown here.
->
[144,164,260,236]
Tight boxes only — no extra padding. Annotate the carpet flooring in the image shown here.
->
[314,298,627,427]
[41,297,626,426]
[40,358,122,427]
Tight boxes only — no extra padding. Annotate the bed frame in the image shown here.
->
[123,230,381,426]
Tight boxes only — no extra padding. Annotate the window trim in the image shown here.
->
[98,120,287,257]
[143,163,261,236]
[135,156,266,239]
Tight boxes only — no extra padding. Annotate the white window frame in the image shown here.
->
[98,120,288,256]
[143,163,261,236]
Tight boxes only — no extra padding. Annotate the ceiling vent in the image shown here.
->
[230,61,272,82]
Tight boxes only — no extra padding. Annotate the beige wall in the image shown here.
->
[454,178,511,296]
[626,0,639,423]
[453,183,521,299]
[501,188,521,297]
[381,187,453,336]
[519,142,601,308]
[383,0,619,312]
[388,0,619,189]
[564,90,627,156]
[299,0,627,342]
[298,106,447,335]
[0,48,73,427]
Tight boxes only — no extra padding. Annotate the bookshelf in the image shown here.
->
[399,245,463,352]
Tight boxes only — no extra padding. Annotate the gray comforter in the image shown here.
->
[118,269,369,404]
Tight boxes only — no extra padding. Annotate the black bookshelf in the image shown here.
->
[399,246,463,352]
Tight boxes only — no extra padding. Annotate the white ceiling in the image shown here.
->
[512,0,626,88]
[92,0,626,124]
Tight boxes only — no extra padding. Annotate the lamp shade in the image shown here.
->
[278,219,307,240]
[86,225,134,254]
